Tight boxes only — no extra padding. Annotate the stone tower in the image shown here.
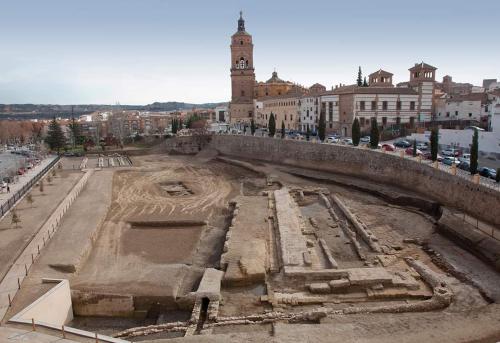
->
[409,62,437,123]
[229,11,255,124]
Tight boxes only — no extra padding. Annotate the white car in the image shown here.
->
[416,143,428,150]
[325,137,339,144]
[360,136,371,143]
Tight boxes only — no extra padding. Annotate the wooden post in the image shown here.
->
[25,264,28,276]
[17,278,21,290]
[8,294,11,307]
[31,253,34,264]
[95,332,99,343]
[37,245,40,254]
[32,318,36,331]
[62,325,66,338]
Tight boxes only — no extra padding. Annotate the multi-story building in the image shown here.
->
[258,93,300,131]
[434,93,487,122]
[299,95,319,132]
[229,12,255,124]
[319,93,340,133]
[214,105,229,122]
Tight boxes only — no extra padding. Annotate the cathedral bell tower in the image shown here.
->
[229,11,256,124]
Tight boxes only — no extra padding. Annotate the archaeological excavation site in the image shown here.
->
[1,136,500,343]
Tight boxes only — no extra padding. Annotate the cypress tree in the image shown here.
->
[281,120,285,139]
[363,77,368,87]
[370,118,379,148]
[357,66,363,86]
[352,118,361,146]
[68,117,81,148]
[268,113,276,137]
[412,139,417,157]
[318,111,326,142]
[470,129,479,175]
[250,118,256,135]
[430,127,439,161]
[496,168,500,183]
[306,127,311,141]
[45,117,66,153]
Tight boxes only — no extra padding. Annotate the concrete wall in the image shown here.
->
[165,135,500,227]
[12,279,73,326]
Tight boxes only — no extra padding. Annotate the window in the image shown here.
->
[240,40,243,45]
[360,117,365,126]
[360,101,365,110]
[290,115,293,121]
[455,111,458,116]
[382,101,388,110]
[382,117,387,125]
[328,102,333,121]
[410,101,415,110]
[329,123,332,128]
[371,101,377,110]
[306,110,309,117]
[410,117,415,127]
[469,113,472,117]
[446,112,450,117]
[396,101,401,110]
[241,90,245,96]
[238,58,245,69]
[396,117,401,124]
[285,114,287,121]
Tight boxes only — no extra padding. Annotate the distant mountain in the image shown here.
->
[0,101,229,120]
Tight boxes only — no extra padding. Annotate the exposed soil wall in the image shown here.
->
[165,136,500,227]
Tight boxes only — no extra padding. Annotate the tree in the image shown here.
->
[357,66,363,86]
[45,117,66,153]
[26,193,34,208]
[268,113,276,137]
[11,210,21,229]
[318,111,326,142]
[412,139,417,157]
[68,117,81,148]
[250,119,256,135]
[281,121,285,139]
[363,77,368,87]
[470,129,479,175]
[352,118,361,146]
[39,180,44,193]
[496,168,500,183]
[369,118,379,148]
[430,127,439,161]
[306,127,311,141]
[171,119,178,134]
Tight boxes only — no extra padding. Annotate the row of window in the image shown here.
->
[438,112,474,118]
[261,113,294,122]
[358,116,416,126]
[359,101,415,111]
[264,100,298,108]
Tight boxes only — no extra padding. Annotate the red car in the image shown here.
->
[405,147,423,156]
[382,143,395,151]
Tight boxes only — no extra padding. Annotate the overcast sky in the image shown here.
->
[0,0,499,105]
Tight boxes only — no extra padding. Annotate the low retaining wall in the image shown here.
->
[165,136,500,227]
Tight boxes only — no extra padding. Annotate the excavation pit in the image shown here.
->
[159,181,194,196]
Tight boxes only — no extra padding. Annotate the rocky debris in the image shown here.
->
[329,278,350,290]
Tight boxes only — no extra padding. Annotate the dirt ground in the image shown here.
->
[4,152,500,343]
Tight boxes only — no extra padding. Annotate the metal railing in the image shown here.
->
[0,156,61,218]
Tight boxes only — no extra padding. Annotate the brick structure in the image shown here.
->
[229,12,256,125]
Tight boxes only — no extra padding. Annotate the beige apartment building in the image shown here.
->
[257,93,301,131]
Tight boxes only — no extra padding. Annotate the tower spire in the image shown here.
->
[238,11,245,32]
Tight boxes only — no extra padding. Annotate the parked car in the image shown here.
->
[459,154,471,164]
[458,161,470,171]
[416,142,428,150]
[394,139,411,148]
[325,137,339,144]
[442,157,460,166]
[478,167,497,179]
[382,143,395,151]
[442,148,459,157]
[341,138,353,145]
[423,152,443,161]
[405,147,423,156]
[360,136,371,143]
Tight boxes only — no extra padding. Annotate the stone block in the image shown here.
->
[309,283,331,294]
[328,278,350,289]
[347,267,393,286]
